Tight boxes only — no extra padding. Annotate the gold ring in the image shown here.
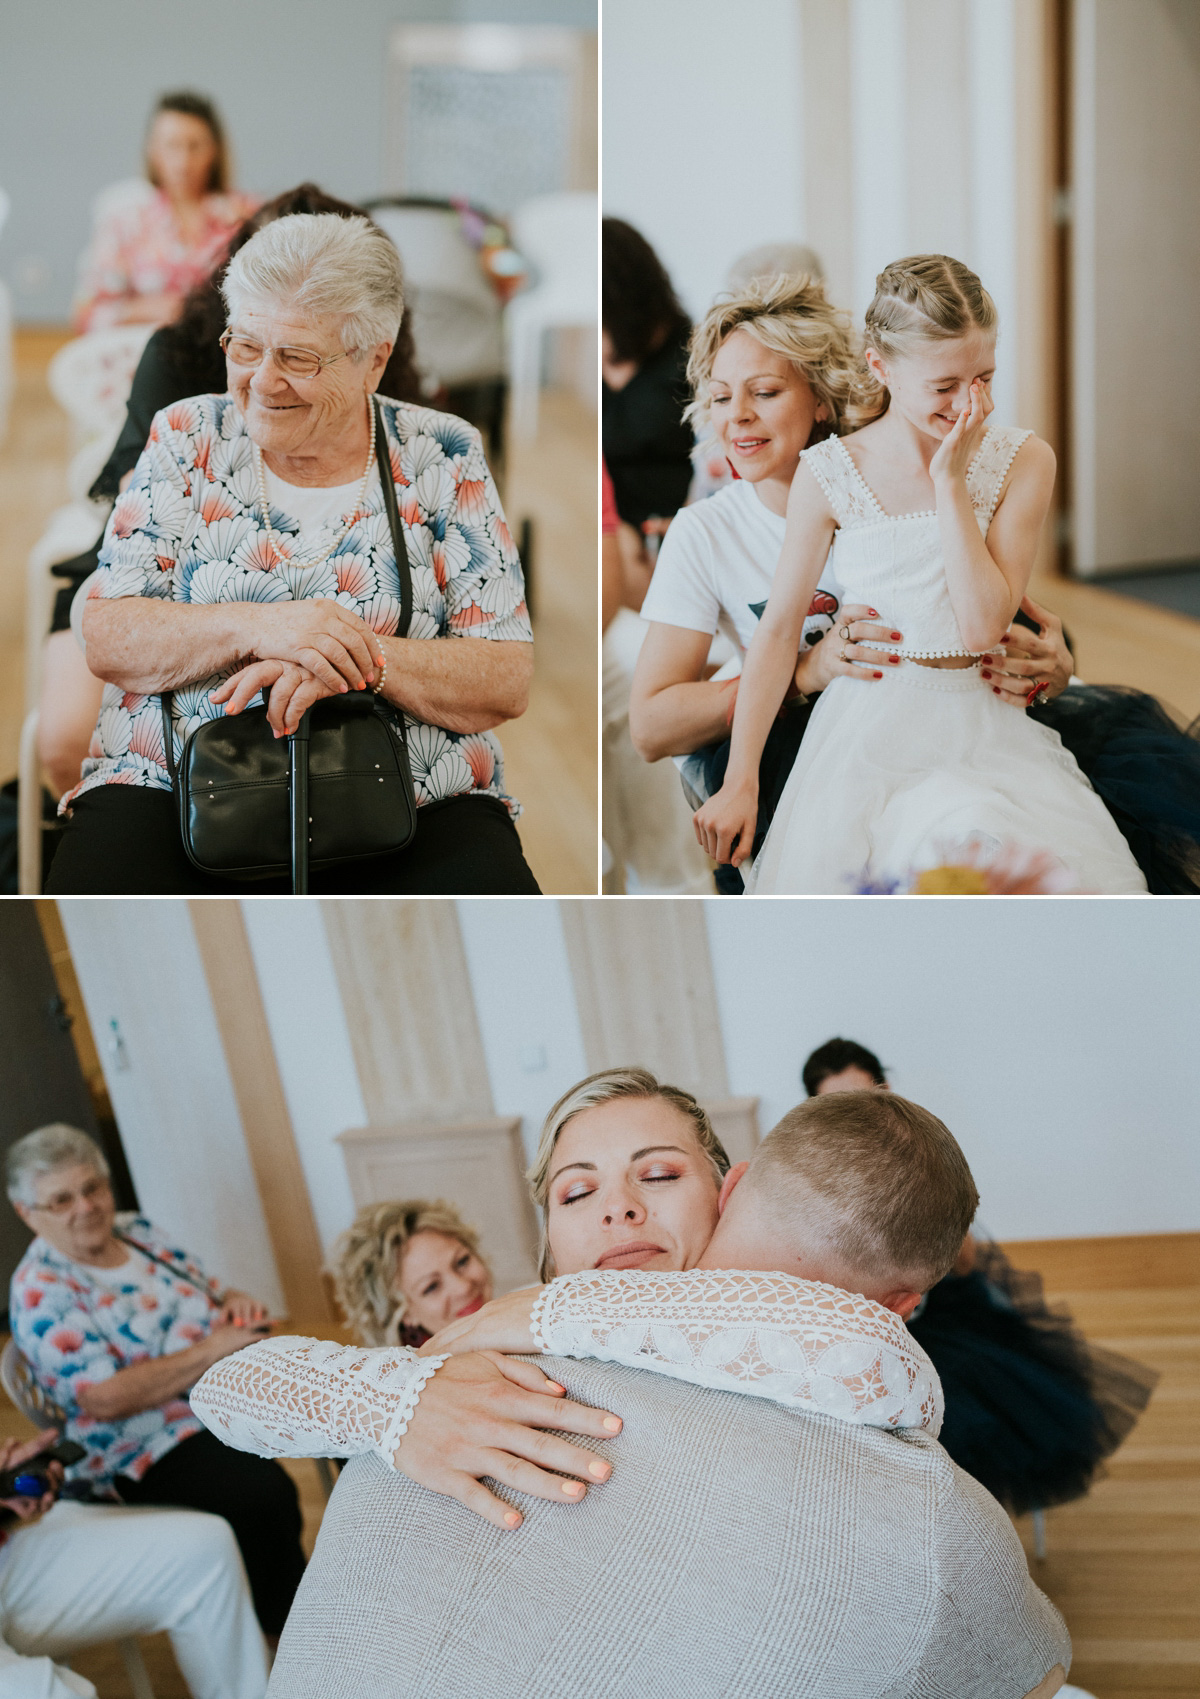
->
[840,643,850,662]
[838,623,852,642]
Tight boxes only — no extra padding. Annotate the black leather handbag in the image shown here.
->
[160,401,418,893]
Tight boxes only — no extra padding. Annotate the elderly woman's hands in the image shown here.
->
[979,595,1073,709]
[247,599,382,695]
[218,1288,270,1328]
[210,600,387,735]
[0,1431,64,1523]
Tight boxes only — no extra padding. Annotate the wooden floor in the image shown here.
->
[0,1231,1194,1697]
[0,331,598,894]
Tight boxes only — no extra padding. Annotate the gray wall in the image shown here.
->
[0,0,595,322]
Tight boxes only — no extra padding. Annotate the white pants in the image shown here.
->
[0,1500,269,1699]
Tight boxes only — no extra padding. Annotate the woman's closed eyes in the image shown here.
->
[560,1164,685,1205]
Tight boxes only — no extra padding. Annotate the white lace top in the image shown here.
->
[801,424,1032,659]
[189,1270,942,1469]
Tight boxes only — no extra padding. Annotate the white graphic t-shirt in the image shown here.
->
[640,476,844,660]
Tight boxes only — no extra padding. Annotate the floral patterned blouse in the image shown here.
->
[73,189,259,332]
[8,1215,226,1489]
[65,393,532,816]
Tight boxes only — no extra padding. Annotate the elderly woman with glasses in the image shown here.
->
[6,1124,307,1640]
[47,211,538,894]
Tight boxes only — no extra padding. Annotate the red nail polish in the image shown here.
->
[873,671,883,679]
[890,632,902,641]
[992,687,1000,694]
[981,669,992,679]
[888,655,900,664]
[868,609,878,617]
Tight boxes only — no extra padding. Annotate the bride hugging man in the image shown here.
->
[193,1072,1074,1699]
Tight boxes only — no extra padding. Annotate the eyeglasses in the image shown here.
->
[29,1176,112,1216]
[219,330,356,381]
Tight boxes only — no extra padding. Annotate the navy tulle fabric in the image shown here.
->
[908,1242,1158,1516]
[1032,685,1200,893]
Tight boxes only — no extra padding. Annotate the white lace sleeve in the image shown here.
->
[530,1270,942,1435]
[190,1336,447,1470]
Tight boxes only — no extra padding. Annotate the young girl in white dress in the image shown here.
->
[693,254,1148,894]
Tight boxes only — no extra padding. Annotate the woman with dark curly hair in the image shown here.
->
[602,218,694,535]
[38,186,425,803]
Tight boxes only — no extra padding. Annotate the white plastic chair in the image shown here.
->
[368,202,507,391]
[47,323,153,457]
[0,1340,157,1699]
[505,191,598,440]
[19,514,107,894]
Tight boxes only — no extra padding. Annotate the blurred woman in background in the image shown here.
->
[329,1200,493,1347]
[73,91,257,333]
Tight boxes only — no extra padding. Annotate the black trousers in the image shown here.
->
[46,785,541,894]
[116,1428,305,1636]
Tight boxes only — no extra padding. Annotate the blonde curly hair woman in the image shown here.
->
[631,272,905,889]
[329,1200,493,1347]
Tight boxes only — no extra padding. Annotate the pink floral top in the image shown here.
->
[66,393,531,817]
[73,189,259,332]
[8,1215,225,1489]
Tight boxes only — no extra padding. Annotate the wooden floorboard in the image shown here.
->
[0,331,598,894]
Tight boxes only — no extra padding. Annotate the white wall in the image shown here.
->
[602,0,805,320]
[57,901,287,1311]
[603,0,1025,424]
[705,898,1200,1242]
[456,900,590,1163]
[0,0,596,323]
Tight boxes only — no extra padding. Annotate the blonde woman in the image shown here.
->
[694,254,1146,893]
[330,1201,493,1348]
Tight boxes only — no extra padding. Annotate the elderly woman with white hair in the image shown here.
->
[47,211,538,894]
[6,1124,307,1639]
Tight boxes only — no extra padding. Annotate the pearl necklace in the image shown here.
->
[253,399,376,570]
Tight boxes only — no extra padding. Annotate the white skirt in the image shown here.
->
[747,662,1148,895]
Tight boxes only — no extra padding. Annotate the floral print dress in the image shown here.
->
[66,393,532,817]
[73,189,259,332]
[8,1215,226,1490]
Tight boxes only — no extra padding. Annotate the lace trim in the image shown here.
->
[965,427,1032,526]
[809,427,1031,532]
[190,1335,446,1470]
[536,1269,943,1435]
[529,1283,556,1354]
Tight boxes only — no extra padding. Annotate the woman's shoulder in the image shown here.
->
[147,391,238,443]
[377,394,484,456]
[978,424,1055,496]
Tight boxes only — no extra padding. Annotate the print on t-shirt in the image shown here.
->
[748,587,840,646]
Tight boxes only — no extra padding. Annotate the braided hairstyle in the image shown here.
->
[848,254,998,428]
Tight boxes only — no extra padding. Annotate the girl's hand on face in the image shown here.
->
[694,783,758,867]
[794,603,903,693]
[979,595,1073,709]
[420,1286,543,1358]
[930,377,993,486]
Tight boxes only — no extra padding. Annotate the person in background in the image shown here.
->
[6,1123,306,1640]
[0,1431,268,1699]
[602,219,694,552]
[38,184,425,806]
[329,1200,493,1348]
[803,1037,1158,1516]
[73,91,257,333]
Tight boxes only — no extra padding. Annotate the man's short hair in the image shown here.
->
[746,1092,978,1289]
